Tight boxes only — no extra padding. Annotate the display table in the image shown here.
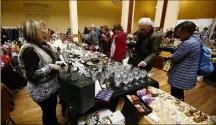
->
[59,75,159,123]
[139,87,209,124]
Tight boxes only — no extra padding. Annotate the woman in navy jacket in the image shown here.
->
[168,21,201,101]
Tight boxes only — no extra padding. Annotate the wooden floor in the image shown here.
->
[9,69,216,124]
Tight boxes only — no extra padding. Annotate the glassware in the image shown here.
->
[91,71,98,82]
[133,67,139,71]
[134,70,140,85]
[97,72,105,89]
[153,100,161,112]
[140,70,147,83]
[128,71,134,87]
[147,72,152,82]
[178,104,185,112]
[108,64,114,76]
[104,67,111,89]
[114,73,122,87]
[122,74,129,90]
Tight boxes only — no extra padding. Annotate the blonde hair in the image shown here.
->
[23,20,43,44]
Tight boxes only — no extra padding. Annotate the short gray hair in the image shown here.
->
[138,17,153,26]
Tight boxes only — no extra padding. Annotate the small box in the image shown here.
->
[59,72,95,113]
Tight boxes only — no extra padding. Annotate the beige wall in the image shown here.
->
[77,1,122,32]
[178,0,216,19]
[1,1,70,33]
[133,0,157,32]
[1,0,122,33]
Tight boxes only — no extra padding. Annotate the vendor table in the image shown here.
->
[136,88,210,124]
[59,76,159,124]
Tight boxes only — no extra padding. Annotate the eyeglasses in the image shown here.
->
[139,26,150,32]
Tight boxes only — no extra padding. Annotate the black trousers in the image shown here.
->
[37,92,59,125]
[171,86,184,101]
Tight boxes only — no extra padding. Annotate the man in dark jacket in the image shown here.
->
[130,17,162,71]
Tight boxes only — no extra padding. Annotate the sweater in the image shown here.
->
[89,31,99,45]
[18,43,59,102]
[168,35,201,90]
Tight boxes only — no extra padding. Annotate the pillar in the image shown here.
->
[69,0,79,41]
[121,0,130,32]
[127,0,135,33]
[154,0,164,28]
[163,0,180,32]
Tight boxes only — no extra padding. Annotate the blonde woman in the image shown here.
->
[18,20,61,125]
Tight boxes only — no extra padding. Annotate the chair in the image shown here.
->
[1,83,16,125]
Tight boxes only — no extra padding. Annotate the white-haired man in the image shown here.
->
[130,17,162,71]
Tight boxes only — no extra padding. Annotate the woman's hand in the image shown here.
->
[49,64,62,72]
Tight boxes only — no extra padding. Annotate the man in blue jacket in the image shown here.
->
[168,21,201,101]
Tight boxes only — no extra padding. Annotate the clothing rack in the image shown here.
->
[1,26,23,44]
[2,26,22,29]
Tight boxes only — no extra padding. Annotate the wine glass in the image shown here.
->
[91,71,98,82]
[114,73,122,87]
[122,74,129,90]
[140,70,147,83]
[147,72,152,82]
[153,99,161,112]
[97,72,105,89]
[128,71,134,87]
[104,66,112,78]
[134,70,141,85]
[133,67,139,72]
[110,65,115,76]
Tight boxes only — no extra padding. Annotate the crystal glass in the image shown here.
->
[108,64,114,76]
[178,104,185,112]
[134,70,141,85]
[91,71,98,82]
[152,99,161,112]
[124,64,131,73]
[122,74,129,90]
[140,70,147,83]
[147,72,152,82]
[128,71,134,87]
[114,73,122,87]
[133,67,139,73]
[97,72,105,88]
[104,67,111,88]
[104,67,111,78]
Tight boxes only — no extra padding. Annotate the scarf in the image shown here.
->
[110,35,116,57]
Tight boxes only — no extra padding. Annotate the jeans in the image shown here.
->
[171,86,184,101]
[37,92,59,125]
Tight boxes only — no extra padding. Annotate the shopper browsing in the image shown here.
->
[130,17,162,71]
[18,20,61,125]
[109,24,127,62]
[210,26,216,40]
[100,25,112,56]
[89,25,99,51]
[168,21,201,101]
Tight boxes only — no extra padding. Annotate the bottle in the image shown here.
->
[67,60,72,73]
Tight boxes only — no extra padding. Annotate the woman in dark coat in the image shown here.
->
[100,25,112,55]
[168,21,201,101]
